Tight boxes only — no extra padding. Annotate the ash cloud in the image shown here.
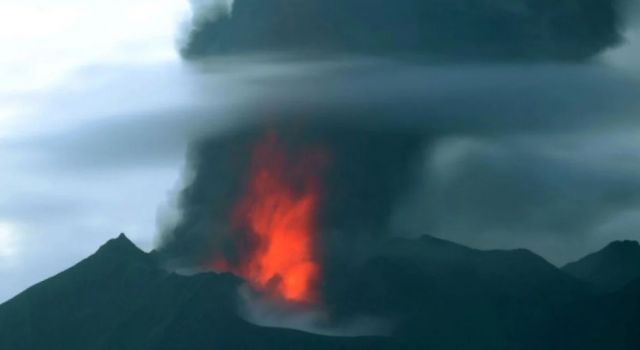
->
[188,0,232,27]
[182,0,626,61]
[157,117,426,269]
[393,132,640,264]
[157,56,640,280]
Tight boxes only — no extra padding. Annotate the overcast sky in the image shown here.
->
[0,0,191,302]
[2,1,640,303]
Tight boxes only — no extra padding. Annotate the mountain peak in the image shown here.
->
[99,233,140,251]
[563,240,640,291]
[0,234,392,350]
[604,240,640,251]
[91,233,150,266]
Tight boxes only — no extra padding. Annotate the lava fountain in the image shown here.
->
[213,131,327,304]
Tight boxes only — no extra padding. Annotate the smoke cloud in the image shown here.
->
[189,0,232,25]
[157,57,640,306]
[152,0,640,335]
[157,115,425,265]
[182,0,626,60]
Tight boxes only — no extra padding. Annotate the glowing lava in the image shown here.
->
[214,131,326,304]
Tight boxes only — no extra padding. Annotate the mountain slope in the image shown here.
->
[3,233,640,349]
[552,277,640,350]
[325,235,593,350]
[563,240,640,291]
[0,234,397,350]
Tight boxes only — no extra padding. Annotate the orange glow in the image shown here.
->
[214,131,326,304]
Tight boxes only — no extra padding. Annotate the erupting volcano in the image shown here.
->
[212,131,327,304]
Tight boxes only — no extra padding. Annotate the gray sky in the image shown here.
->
[2,1,640,303]
[0,0,190,302]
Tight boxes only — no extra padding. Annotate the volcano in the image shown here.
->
[0,234,396,350]
[3,233,640,349]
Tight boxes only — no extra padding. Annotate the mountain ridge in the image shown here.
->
[563,239,640,291]
[2,233,640,349]
[0,233,400,350]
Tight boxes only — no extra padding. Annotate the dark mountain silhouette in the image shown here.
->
[563,240,640,291]
[0,234,397,350]
[325,235,593,349]
[2,234,640,349]
[183,0,622,61]
[552,277,640,350]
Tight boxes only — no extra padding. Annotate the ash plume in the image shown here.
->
[149,0,640,338]
[182,0,627,61]
[156,56,640,298]
[189,0,232,24]
[157,116,427,279]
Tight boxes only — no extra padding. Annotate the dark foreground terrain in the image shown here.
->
[1,234,639,349]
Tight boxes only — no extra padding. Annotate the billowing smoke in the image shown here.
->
[182,0,627,60]
[189,0,233,24]
[157,112,427,303]
[156,0,640,333]
[157,56,640,322]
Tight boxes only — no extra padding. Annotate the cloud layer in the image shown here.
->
[183,0,625,61]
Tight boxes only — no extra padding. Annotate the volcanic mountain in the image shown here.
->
[2,234,640,349]
[326,235,594,349]
[563,240,640,291]
[0,234,395,350]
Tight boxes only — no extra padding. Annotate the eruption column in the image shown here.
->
[213,131,326,304]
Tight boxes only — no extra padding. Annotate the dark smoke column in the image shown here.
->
[157,122,426,305]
